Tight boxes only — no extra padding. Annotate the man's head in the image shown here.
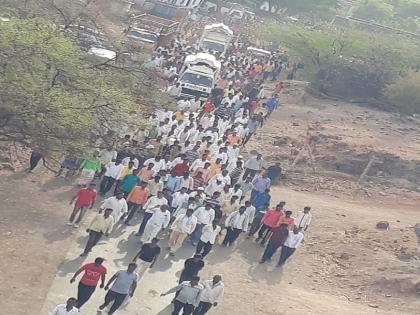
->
[140,182,148,188]
[244,200,251,207]
[88,183,96,190]
[213,274,222,285]
[193,254,202,260]
[245,177,252,183]
[128,161,134,169]
[264,188,270,194]
[190,275,200,286]
[94,257,105,265]
[160,204,169,212]
[186,208,194,217]
[293,226,301,234]
[104,208,113,217]
[147,163,154,169]
[151,237,159,246]
[238,206,246,214]
[133,169,139,176]
[127,262,137,273]
[180,187,188,194]
[66,297,77,308]
[257,154,262,160]
[285,210,292,217]
[304,206,311,213]
[231,195,239,203]
[116,192,124,200]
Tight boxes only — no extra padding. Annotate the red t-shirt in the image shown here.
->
[75,188,97,207]
[80,263,107,286]
[171,163,189,176]
[202,102,215,113]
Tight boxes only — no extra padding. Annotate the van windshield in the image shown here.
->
[203,40,225,53]
[180,72,213,87]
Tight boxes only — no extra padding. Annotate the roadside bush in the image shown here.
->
[385,71,420,115]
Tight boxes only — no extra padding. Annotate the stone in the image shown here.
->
[376,221,390,230]
[368,304,379,308]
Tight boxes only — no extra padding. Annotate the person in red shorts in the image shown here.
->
[70,257,107,308]
[68,183,97,228]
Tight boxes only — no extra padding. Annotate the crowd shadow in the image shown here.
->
[156,304,173,315]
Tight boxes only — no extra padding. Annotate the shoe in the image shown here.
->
[169,252,175,256]
[66,222,73,226]
[80,252,88,257]
[259,260,265,264]
[73,224,79,228]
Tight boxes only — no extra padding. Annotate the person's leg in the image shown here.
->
[261,228,272,245]
[257,224,268,241]
[69,205,81,224]
[99,176,108,194]
[278,246,296,266]
[242,168,250,180]
[75,207,87,225]
[99,289,116,309]
[108,292,127,314]
[76,282,95,308]
[29,152,42,170]
[172,231,187,252]
[169,229,181,251]
[113,180,121,195]
[193,301,213,315]
[183,303,195,315]
[229,228,242,244]
[172,300,184,315]
[201,242,213,257]
[222,227,233,246]
[261,242,277,262]
[248,215,262,237]
[83,230,102,254]
[250,189,258,202]
[137,260,152,279]
[137,212,152,235]
[195,239,205,255]
[249,169,257,180]
[125,202,140,224]
[190,224,203,246]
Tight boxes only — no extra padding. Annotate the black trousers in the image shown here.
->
[30,152,43,170]
[222,227,242,246]
[196,240,213,257]
[242,168,257,180]
[172,300,194,315]
[257,224,272,243]
[69,206,87,224]
[102,290,127,314]
[76,282,96,308]
[100,176,115,195]
[83,230,102,253]
[278,246,296,265]
[125,202,142,224]
[193,301,212,315]
[138,212,152,234]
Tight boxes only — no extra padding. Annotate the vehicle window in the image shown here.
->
[180,73,213,87]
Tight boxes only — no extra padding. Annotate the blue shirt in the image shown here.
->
[165,176,181,193]
[266,98,278,112]
[252,192,271,209]
[266,165,282,180]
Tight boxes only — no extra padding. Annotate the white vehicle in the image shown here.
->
[88,47,117,60]
[199,23,233,55]
[246,46,271,58]
[178,53,221,101]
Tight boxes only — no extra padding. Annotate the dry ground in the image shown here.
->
[0,87,419,315]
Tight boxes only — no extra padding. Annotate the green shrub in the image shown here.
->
[385,71,420,114]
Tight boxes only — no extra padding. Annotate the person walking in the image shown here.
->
[140,204,171,243]
[190,204,215,246]
[179,254,205,283]
[50,297,79,315]
[77,152,102,186]
[80,208,113,256]
[195,220,221,258]
[242,154,263,181]
[99,193,128,225]
[68,183,97,228]
[137,191,168,236]
[124,182,150,225]
[70,257,107,308]
[256,203,284,244]
[193,275,224,315]
[119,168,141,198]
[132,237,161,279]
[278,227,304,266]
[161,276,203,315]
[250,173,271,201]
[260,223,289,264]
[222,206,249,247]
[294,206,312,231]
[99,160,123,195]
[98,263,138,315]
[168,209,197,256]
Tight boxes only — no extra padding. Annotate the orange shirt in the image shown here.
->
[277,216,295,230]
[262,210,284,228]
[127,186,150,205]
[138,167,154,182]
[227,134,241,145]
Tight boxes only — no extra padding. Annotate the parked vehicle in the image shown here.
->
[199,23,233,56]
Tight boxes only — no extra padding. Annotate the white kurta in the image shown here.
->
[141,210,171,243]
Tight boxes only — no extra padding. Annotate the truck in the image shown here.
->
[199,23,234,56]
[178,53,221,101]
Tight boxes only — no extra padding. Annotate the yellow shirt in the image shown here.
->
[119,166,134,180]
[175,112,185,121]
[88,214,113,233]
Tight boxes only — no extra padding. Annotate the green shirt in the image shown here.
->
[80,158,101,172]
[120,174,141,193]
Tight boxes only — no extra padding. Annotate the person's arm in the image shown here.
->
[70,265,85,283]
[105,219,113,236]
[150,251,160,268]
[132,247,143,262]
[104,272,118,290]
[50,305,60,315]
[89,192,97,209]
[86,215,97,232]
[129,280,137,297]
[100,272,106,288]
[213,286,224,306]
[161,284,183,296]
[79,160,86,170]
[70,191,79,205]
[163,212,171,229]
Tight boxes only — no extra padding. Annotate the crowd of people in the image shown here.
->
[49,23,312,315]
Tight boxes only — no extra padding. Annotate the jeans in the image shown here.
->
[30,151,43,170]
[278,246,296,265]
[248,212,264,236]
[69,205,87,224]
[101,290,127,315]
[193,301,212,315]
[125,202,142,224]
[242,168,257,180]
[189,223,204,245]
[76,282,96,308]
[196,240,213,257]
[83,230,102,254]
[99,176,115,195]
[261,241,281,262]
[172,300,194,315]
[138,212,152,235]
[222,227,242,246]
[257,224,272,243]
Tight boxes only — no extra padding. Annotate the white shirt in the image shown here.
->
[225,211,249,231]
[294,211,312,228]
[245,156,263,171]
[284,231,304,248]
[204,180,224,197]
[122,157,139,169]
[171,214,197,234]
[200,224,221,244]
[244,205,256,222]
[171,191,190,208]
[179,176,194,190]
[104,162,123,179]
[213,151,228,164]
[144,158,166,173]
[193,207,215,225]
[144,196,168,213]
[148,209,171,228]
[200,280,224,304]
[100,197,128,222]
[190,159,208,172]
[50,304,79,315]
[100,149,117,165]
[227,146,240,160]
[230,188,243,199]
